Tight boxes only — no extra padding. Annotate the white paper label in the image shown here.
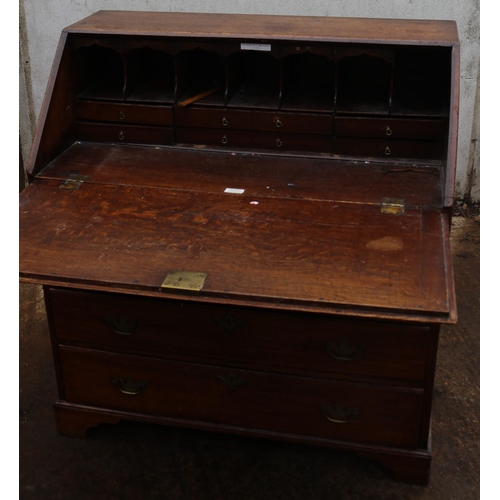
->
[241,43,271,52]
[224,188,245,194]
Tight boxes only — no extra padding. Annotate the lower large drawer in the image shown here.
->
[175,127,332,153]
[48,289,432,384]
[59,346,424,449]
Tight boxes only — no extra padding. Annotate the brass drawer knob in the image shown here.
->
[222,117,228,126]
[216,373,247,392]
[326,339,364,361]
[104,316,140,336]
[385,126,392,136]
[213,314,246,332]
[275,119,282,128]
[119,131,125,141]
[320,403,359,424]
[112,376,146,395]
[384,146,391,156]
[222,135,228,144]
[119,111,125,120]
[276,138,283,148]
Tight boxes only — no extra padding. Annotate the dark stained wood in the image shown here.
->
[20,12,459,484]
[37,142,444,208]
[65,11,459,46]
[48,288,432,385]
[19,180,453,321]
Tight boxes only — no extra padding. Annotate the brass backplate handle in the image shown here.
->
[385,126,392,136]
[119,111,125,120]
[275,119,282,128]
[384,146,391,155]
[105,316,140,336]
[112,376,146,395]
[276,138,283,148]
[320,403,359,424]
[222,117,228,126]
[216,373,247,392]
[326,339,364,361]
[119,131,125,141]
[213,314,246,332]
[222,135,228,144]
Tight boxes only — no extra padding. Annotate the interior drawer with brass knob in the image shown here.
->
[59,345,424,449]
[48,288,433,385]
[75,100,173,126]
[174,107,333,135]
[175,127,331,153]
[75,122,173,145]
[333,137,443,160]
[334,117,447,141]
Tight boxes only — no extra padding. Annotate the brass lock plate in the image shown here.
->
[161,271,207,292]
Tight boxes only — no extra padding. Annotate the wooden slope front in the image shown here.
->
[19,145,455,323]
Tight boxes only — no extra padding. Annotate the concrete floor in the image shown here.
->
[19,214,479,500]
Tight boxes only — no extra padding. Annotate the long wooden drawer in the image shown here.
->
[176,127,332,153]
[75,100,173,126]
[333,137,443,159]
[49,289,432,384]
[334,117,447,140]
[59,346,423,449]
[75,122,173,145]
[174,107,333,134]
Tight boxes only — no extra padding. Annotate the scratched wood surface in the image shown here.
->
[19,176,454,320]
[38,142,444,208]
[65,11,459,46]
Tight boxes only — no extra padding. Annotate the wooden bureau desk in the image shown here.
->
[19,11,459,484]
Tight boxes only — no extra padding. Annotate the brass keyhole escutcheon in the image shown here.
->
[119,131,125,141]
[276,138,283,148]
[222,135,228,144]
[275,119,282,128]
[385,126,392,136]
[222,117,228,126]
[119,111,125,120]
[384,146,391,156]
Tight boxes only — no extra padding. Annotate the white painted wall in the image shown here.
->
[19,0,480,200]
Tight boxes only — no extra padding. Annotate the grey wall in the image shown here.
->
[19,0,480,201]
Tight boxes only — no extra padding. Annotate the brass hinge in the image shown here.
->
[381,197,405,215]
[59,174,88,190]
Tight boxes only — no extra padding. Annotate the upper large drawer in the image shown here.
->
[48,288,433,385]
[174,107,333,135]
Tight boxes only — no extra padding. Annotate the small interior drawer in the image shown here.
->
[59,346,423,449]
[334,117,447,140]
[75,122,173,145]
[75,101,173,126]
[333,137,443,159]
[49,289,432,384]
[174,107,333,135]
[175,127,332,153]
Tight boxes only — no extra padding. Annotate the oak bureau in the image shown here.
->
[19,11,459,484]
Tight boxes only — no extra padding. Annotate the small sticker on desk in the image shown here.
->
[241,43,271,51]
[224,188,245,194]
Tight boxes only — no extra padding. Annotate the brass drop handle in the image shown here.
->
[222,135,228,144]
[385,126,392,136]
[216,373,247,392]
[112,376,146,395]
[320,403,359,424]
[104,316,140,336]
[119,111,125,120]
[119,131,125,141]
[384,146,391,156]
[276,138,283,148]
[326,339,364,361]
[213,313,246,332]
[222,117,228,126]
[275,119,282,128]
